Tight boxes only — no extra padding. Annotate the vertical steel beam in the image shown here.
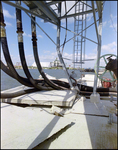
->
[91,1,99,42]
[93,16,102,94]
[73,2,76,69]
[56,3,74,89]
[83,1,87,60]
[91,1,103,95]
[80,2,84,77]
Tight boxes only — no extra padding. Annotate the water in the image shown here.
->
[1,69,111,91]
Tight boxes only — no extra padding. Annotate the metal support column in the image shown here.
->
[56,3,74,89]
[93,17,102,95]
[83,1,87,60]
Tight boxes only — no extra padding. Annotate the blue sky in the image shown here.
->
[1,1,117,69]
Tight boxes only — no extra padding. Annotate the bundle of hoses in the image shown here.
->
[0,2,117,99]
[77,84,117,97]
[0,1,69,99]
[1,59,117,98]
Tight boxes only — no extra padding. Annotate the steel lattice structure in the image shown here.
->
[1,1,103,97]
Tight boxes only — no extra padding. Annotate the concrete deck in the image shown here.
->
[27,99,117,149]
[1,86,77,107]
[33,113,117,149]
[1,85,117,149]
[1,96,117,149]
[25,98,116,117]
[70,98,116,116]
[1,102,73,149]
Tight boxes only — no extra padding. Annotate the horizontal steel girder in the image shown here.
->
[46,1,62,6]
[2,1,58,25]
[32,1,59,25]
[59,9,97,20]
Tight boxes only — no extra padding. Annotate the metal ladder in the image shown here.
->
[73,1,87,72]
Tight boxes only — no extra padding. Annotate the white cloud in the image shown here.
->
[39,54,56,62]
[110,14,117,20]
[23,32,31,37]
[23,32,43,38]
[24,55,35,66]
[63,52,73,59]
[3,9,15,19]
[101,42,117,53]
[26,55,34,60]
[38,34,43,38]
[84,53,97,60]
[86,13,93,21]
[11,44,16,46]
[5,21,13,27]
[91,42,117,54]
[28,34,31,37]
[40,19,44,23]
[43,50,50,54]
[108,14,117,32]
[110,23,117,32]
[110,23,117,28]
[38,51,73,66]
[23,32,27,36]
[103,21,107,27]
[52,25,57,30]
[80,41,117,68]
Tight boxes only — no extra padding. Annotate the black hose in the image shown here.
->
[0,36,64,90]
[1,37,35,87]
[31,15,67,90]
[1,61,116,98]
[15,4,53,90]
[0,60,15,79]
[0,3,34,87]
[1,1,117,98]
[79,90,117,96]
[0,2,71,91]
[16,4,56,90]
[77,83,117,92]
[0,60,34,86]
[1,83,116,99]
[51,79,70,88]
[1,87,39,98]
[0,60,70,89]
